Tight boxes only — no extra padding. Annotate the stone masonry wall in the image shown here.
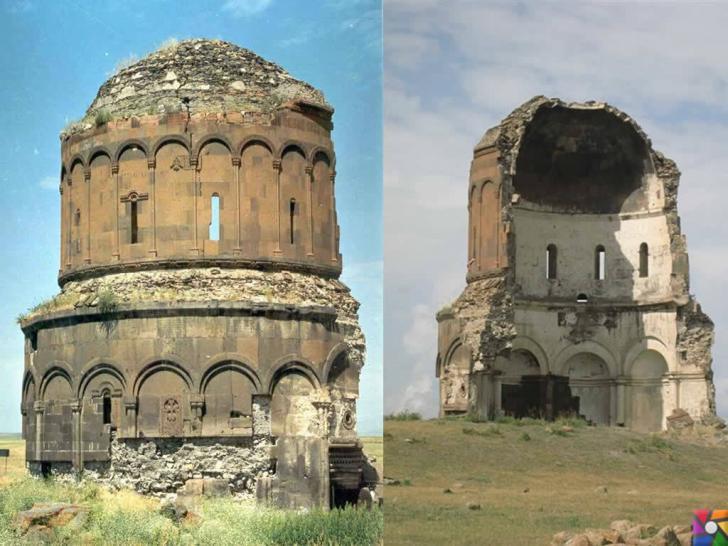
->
[85,436,273,497]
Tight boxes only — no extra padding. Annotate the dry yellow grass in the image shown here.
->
[0,436,26,486]
[384,418,728,545]
[362,435,383,464]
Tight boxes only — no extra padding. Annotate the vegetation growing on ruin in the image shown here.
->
[384,418,728,545]
[97,289,118,314]
[0,437,384,546]
[94,109,113,127]
[16,293,77,324]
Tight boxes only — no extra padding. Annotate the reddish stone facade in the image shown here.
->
[19,39,370,508]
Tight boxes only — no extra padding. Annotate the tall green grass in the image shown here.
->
[0,478,383,545]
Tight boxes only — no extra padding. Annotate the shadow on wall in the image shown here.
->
[505,106,669,429]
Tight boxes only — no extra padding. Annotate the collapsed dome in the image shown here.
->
[80,39,329,127]
[513,105,653,214]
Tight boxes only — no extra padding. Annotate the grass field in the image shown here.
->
[0,435,383,545]
[384,418,727,545]
[0,436,26,487]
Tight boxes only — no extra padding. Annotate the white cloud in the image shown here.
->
[38,175,57,191]
[221,0,273,17]
[390,303,438,414]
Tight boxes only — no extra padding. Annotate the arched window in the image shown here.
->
[209,194,220,241]
[639,242,649,277]
[546,244,557,279]
[595,245,606,280]
[102,391,112,425]
[74,208,81,226]
[289,199,296,244]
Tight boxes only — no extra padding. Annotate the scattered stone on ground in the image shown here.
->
[550,520,690,546]
[14,502,89,537]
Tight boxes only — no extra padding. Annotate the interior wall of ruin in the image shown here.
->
[512,208,674,302]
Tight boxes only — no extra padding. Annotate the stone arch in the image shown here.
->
[440,339,470,412]
[135,360,193,437]
[495,349,541,379]
[197,138,234,253]
[200,357,262,393]
[238,135,275,157]
[39,363,74,400]
[270,365,318,437]
[623,337,671,376]
[69,160,87,268]
[200,360,259,435]
[479,179,500,270]
[192,134,233,162]
[77,360,127,398]
[494,348,542,417]
[277,141,308,160]
[312,149,334,259]
[308,147,334,166]
[78,361,126,432]
[444,339,470,372]
[469,185,479,264]
[240,139,275,255]
[23,369,37,402]
[89,149,114,264]
[133,358,194,397]
[39,366,74,459]
[280,146,309,252]
[325,348,359,396]
[322,343,349,384]
[118,143,150,254]
[561,351,611,425]
[510,336,549,374]
[21,371,36,442]
[155,138,194,254]
[87,147,113,165]
[627,349,669,432]
[114,139,149,163]
[68,155,87,174]
[152,135,191,157]
[267,357,321,395]
[553,341,618,378]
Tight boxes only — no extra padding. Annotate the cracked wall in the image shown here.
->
[437,96,714,430]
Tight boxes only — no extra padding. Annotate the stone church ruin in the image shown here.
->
[18,39,371,508]
[437,96,715,432]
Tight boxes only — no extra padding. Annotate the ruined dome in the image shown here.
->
[79,39,329,128]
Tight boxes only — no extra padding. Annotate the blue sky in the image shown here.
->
[385,0,728,418]
[0,0,382,435]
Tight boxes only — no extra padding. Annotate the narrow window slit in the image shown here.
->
[130,201,138,244]
[289,199,296,244]
[209,194,220,241]
[595,245,605,280]
[102,392,112,425]
[639,242,649,277]
[546,244,557,279]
